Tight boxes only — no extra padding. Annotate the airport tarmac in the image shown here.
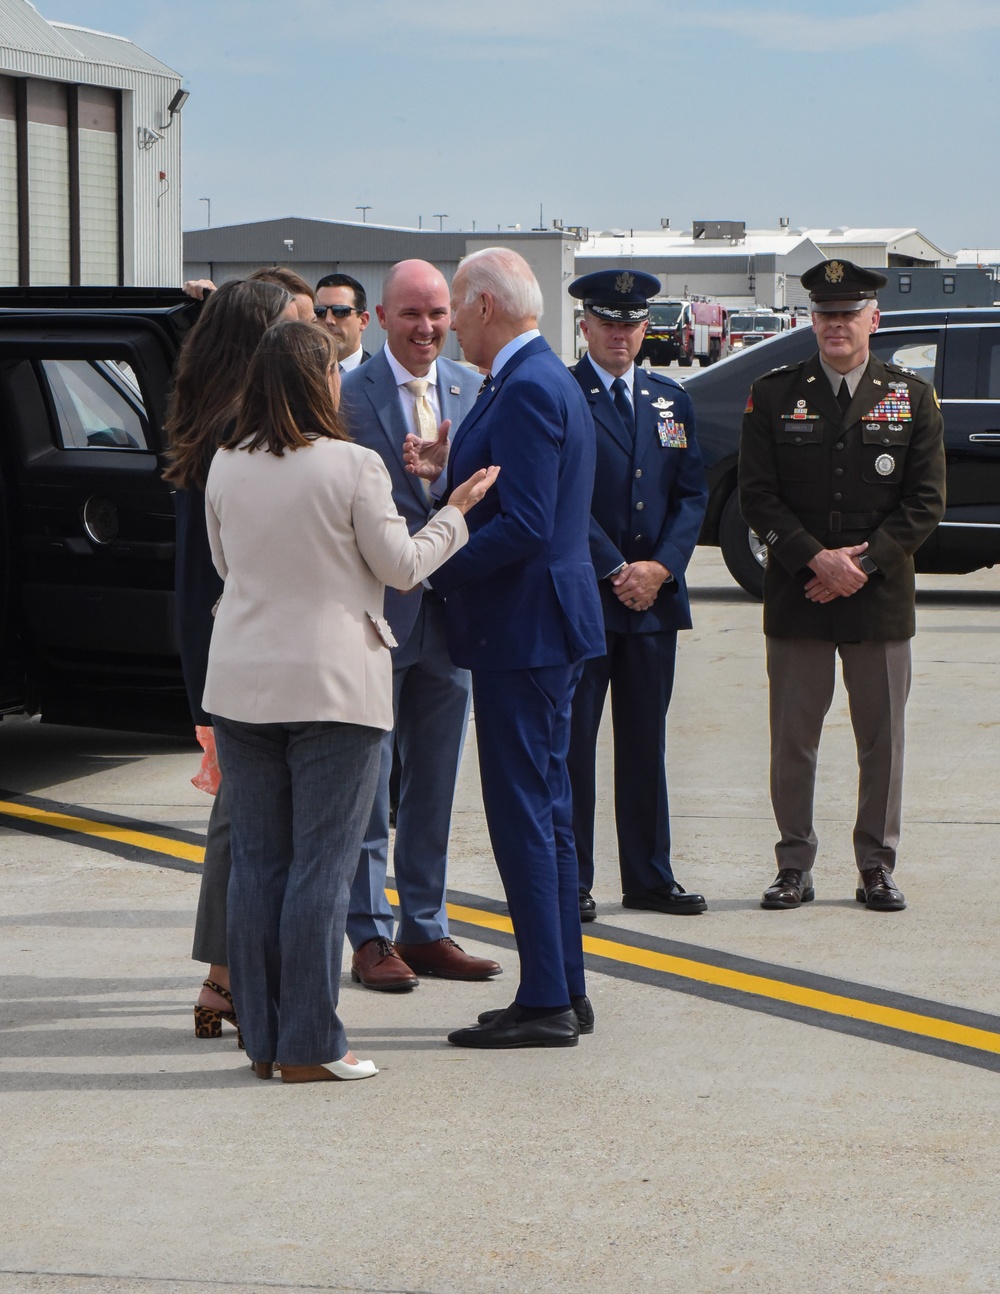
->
[1,547,999,1294]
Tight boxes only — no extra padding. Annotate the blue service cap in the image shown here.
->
[568,269,662,321]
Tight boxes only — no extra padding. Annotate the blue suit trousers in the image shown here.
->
[568,629,678,895]
[472,662,586,1008]
[347,593,471,949]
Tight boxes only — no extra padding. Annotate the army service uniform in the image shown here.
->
[738,350,945,873]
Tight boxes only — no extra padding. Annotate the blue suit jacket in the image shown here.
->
[573,355,708,635]
[340,347,479,646]
[430,336,605,671]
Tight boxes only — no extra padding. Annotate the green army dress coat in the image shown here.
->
[738,351,945,641]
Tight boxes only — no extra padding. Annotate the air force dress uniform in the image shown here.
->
[738,259,945,912]
[566,271,709,916]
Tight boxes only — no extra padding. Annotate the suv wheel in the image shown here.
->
[719,490,765,598]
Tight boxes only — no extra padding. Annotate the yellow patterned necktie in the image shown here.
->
[404,378,438,441]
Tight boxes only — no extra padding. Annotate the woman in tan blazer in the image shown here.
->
[202,321,496,1084]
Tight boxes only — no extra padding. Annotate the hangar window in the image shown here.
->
[41,358,148,449]
[943,275,956,295]
[898,274,911,293]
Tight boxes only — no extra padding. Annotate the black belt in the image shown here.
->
[800,510,887,533]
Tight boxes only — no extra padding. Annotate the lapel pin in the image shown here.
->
[590,387,600,394]
[450,385,460,395]
[640,389,649,396]
[806,376,816,383]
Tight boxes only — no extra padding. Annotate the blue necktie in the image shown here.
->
[611,376,634,435]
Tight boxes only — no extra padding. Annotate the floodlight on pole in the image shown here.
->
[355,205,372,223]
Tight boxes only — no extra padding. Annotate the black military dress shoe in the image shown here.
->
[622,880,707,914]
[448,1004,579,1049]
[478,995,595,1035]
[856,867,906,911]
[579,890,597,923]
[761,869,815,909]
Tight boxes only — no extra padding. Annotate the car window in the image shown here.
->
[870,332,938,386]
[40,358,148,450]
[977,329,1000,399]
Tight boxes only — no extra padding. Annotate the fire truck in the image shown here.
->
[638,298,730,367]
[675,299,730,367]
[728,308,790,350]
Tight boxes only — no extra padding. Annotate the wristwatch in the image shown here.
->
[858,555,878,575]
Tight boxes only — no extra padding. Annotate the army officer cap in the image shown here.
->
[568,269,662,321]
[801,258,889,313]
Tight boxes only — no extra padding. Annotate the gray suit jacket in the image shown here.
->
[340,347,479,645]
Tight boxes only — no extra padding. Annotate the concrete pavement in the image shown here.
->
[2,549,1000,1293]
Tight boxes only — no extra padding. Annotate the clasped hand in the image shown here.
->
[612,560,670,612]
[804,543,869,603]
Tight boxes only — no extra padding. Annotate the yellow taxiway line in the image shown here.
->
[0,799,206,865]
[4,800,998,1059]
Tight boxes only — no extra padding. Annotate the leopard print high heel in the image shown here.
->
[194,978,244,1049]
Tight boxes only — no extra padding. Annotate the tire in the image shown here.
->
[719,489,766,599]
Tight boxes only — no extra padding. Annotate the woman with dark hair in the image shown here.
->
[202,321,496,1084]
[164,278,298,1044]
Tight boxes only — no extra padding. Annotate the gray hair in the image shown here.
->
[455,246,544,321]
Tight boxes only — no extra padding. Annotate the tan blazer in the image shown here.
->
[201,438,467,729]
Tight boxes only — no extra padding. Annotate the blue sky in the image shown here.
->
[34,0,1000,252]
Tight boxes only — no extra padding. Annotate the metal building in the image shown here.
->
[573,223,955,310]
[0,0,186,287]
[182,218,582,363]
[574,226,826,310]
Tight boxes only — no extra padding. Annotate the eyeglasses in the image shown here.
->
[314,304,360,320]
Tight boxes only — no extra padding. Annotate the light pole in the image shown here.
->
[433,213,448,231]
[355,205,372,223]
[199,197,211,227]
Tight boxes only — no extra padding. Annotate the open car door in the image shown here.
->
[0,293,198,734]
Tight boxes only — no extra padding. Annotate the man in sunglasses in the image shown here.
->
[314,272,372,372]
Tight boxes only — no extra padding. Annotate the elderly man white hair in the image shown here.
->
[454,246,544,322]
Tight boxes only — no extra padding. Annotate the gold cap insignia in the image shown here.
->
[825,261,845,284]
[615,272,635,293]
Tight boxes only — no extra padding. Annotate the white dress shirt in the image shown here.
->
[384,345,442,431]
[491,328,541,379]
[339,346,365,375]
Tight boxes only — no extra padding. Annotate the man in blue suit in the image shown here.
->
[422,247,605,1049]
[567,271,709,918]
[341,259,502,990]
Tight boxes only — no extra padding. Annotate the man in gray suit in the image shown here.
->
[341,260,502,989]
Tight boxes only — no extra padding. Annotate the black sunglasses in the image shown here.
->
[314,304,360,319]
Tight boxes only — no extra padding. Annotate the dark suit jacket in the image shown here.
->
[340,347,479,645]
[739,351,946,640]
[430,335,605,671]
[573,355,708,635]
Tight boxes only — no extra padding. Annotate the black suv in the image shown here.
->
[0,287,200,734]
[682,307,1000,596]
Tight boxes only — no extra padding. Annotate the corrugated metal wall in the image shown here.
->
[1,3,184,286]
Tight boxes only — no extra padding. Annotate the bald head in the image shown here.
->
[376,259,452,376]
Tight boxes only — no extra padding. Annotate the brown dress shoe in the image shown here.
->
[393,936,502,981]
[351,937,418,991]
[761,868,815,909]
[856,867,906,911]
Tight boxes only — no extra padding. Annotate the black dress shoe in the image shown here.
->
[761,869,815,910]
[478,995,595,1035]
[622,880,707,914]
[579,890,597,923]
[448,1005,579,1049]
[856,867,906,911]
